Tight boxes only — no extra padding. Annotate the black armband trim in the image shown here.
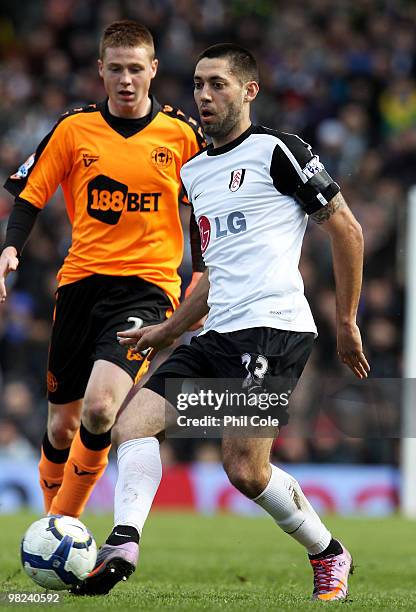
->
[293,171,340,214]
[190,211,205,272]
[3,198,40,255]
[179,179,189,205]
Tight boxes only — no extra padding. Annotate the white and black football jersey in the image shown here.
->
[180,125,340,335]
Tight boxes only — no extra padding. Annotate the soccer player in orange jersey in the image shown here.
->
[0,20,206,519]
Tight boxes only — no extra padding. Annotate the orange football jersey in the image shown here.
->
[5,98,205,307]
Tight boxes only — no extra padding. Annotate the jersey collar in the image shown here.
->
[206,124,255,156]
[97,95,162,138]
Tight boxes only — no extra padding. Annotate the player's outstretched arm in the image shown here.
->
[117,269,210,354]
[311,192,370,379]
[0,246,19,302]
[0,197,43,302]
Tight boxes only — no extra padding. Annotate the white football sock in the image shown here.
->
[114,437,162,536]
[253,464,331,555]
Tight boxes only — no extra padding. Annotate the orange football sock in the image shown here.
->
[49,424,111,518]
[38,435,69,513]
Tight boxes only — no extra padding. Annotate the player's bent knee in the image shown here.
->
[48,421,78,449]
[82,393,117,432]
[223,460,269,499]
[47,401,82,448]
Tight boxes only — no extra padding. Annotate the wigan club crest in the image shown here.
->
[229,169,246,192]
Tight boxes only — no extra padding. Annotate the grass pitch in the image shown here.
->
[0,512,415,611]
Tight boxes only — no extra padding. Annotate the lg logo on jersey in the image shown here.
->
[198,212,247,254]
[215,211,247,237]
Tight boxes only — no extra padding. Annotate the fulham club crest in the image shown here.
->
[229,169,246,192]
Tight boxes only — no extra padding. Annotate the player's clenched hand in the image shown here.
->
[337,321,370,379]
[184,272,207,331]
[117,320,176,356]
[0,247,19,302]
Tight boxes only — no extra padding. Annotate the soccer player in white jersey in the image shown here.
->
[76,44,370,600]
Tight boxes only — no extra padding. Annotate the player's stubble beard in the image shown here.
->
[202,98,243,140]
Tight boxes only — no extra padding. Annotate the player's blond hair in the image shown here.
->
[100,20,155,59]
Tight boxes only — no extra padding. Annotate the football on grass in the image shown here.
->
[21,515,97,590]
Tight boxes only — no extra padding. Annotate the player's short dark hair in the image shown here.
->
[197,43,259,84]
[100,20,155,59]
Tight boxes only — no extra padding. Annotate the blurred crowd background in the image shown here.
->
[0,0,409,466]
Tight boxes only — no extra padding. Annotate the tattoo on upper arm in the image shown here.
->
[310,193,346,224]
